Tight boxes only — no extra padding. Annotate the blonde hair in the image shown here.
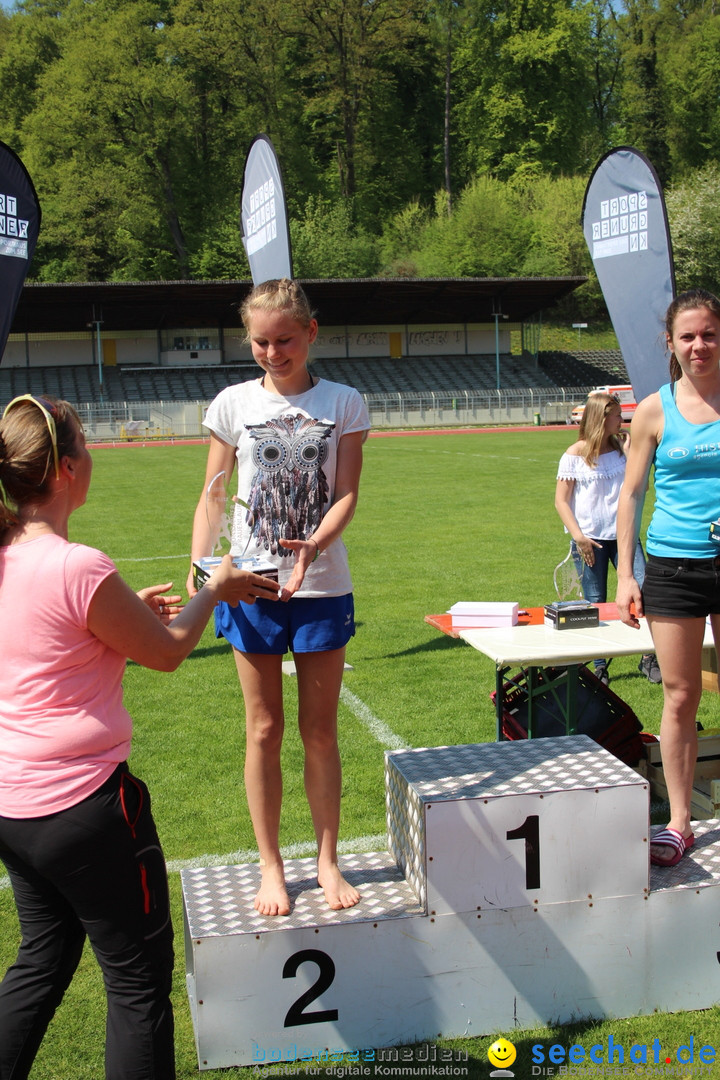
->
[240,278,315,336]
[0,397,80,529]
[666,288,720,383]
[577,392,625,466]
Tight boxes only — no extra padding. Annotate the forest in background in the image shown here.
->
[1,0,719,322]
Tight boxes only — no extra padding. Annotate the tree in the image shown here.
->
[290,195,380,278]
[666,163,720,297]
[453,0,600,180]
[21,0,200,279]
[426,0,469,210]
[615,0,671,183]
[405,176,529,277]
[0,0,68,149]
[281,0,439,219]
[520,173,604,316]
[659,2,720,176]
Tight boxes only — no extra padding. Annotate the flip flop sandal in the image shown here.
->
[650,827,694,867]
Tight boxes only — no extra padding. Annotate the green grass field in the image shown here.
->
[3,427,720,1079]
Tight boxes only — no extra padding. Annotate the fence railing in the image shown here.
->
[77,386,595,442]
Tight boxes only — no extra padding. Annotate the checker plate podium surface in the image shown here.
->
[181,735,720,1069]
[182,851,423,939]
[386,735,648,912]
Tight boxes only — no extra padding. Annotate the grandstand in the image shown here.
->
[0,351,614,407]
[538,349,628,386]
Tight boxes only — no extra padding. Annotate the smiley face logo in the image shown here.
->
[488,1038,517,1070]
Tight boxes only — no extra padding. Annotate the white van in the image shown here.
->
[571,384,636,424]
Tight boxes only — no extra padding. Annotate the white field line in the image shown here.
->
[165,833,387,875]
[0,689,403,888]
[112,554,190,563]
[0,834,388,889]
[339,685,409,752]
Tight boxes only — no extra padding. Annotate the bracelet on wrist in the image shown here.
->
[309,538,320,562]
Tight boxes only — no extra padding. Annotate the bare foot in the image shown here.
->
[318,863,361,910]
[255,861,291,916]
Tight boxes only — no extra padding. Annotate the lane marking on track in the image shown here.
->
[112,554,189,563]
[165,833,387,875]
[339,685,409,751]
[0,834,389,889]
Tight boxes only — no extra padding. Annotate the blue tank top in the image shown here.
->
[647,382,720,558]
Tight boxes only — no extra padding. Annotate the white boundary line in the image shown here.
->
[111,554,189,563]
[339,685,409,751]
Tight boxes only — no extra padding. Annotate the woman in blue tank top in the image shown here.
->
[617,289,720,867]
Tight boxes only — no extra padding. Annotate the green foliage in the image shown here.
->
[615,0,671,183]
[661,3,720,175]
[189,211,250,281]
[666,163,720,297]
[404,175,529,277]
[454,0,601,180]
[1,0,720,284]
[378,199,429,276]
[290,195,381,279]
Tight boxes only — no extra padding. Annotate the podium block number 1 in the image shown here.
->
[424,787,645,913]
[506,815,540,890]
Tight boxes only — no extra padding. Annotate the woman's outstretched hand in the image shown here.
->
[137,583,184,624]
[206,556,281,606]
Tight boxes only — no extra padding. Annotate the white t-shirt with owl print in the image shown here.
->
[203,377,370,597]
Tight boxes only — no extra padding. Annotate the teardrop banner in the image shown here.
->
[241,134,293,285]
[0,140,41,362]
[581,147,675,403]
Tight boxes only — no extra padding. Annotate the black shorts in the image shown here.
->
[642,553,720,619]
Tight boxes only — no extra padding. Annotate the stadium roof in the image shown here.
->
[10,276,586,334]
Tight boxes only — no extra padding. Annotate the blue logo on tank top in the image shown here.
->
[667,447,689,458]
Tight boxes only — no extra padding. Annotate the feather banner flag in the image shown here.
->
[0,141,41,363]
[581,147,675,403]
[241,134,293,285]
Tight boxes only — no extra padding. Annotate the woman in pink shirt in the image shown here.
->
[0,396,279,1080]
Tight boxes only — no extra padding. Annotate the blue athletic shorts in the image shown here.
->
[215,593,355,655]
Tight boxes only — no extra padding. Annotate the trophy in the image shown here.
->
[192,470,278,590]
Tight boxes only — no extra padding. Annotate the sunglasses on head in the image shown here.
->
[2,394,60,479]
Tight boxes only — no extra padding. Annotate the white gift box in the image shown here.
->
[448,602,519,629]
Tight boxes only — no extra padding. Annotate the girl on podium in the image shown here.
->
[617,288,720,867]
[189,278,370,917]
[0,395,278,1078]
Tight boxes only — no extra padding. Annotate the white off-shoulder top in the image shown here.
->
[556,449,627,539]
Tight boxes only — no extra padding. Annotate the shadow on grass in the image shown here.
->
[127,641,233,667]
[357,634,462,662]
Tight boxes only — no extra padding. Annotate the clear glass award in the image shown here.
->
[192,470,278,589]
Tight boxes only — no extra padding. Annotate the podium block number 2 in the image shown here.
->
[283,949,339,1027]
[506,814,540,890]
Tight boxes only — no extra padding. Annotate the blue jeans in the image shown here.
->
[571,539,647,670]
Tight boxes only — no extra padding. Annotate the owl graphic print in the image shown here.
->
[202,377,370,597]
[246,413,334,555]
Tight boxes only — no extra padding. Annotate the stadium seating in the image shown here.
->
[0,351,618,406]
[538,350,629,386]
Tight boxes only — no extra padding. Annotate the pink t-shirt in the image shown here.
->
[0,534,132,818]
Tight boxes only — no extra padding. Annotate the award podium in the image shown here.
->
[182,734,720,1069]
